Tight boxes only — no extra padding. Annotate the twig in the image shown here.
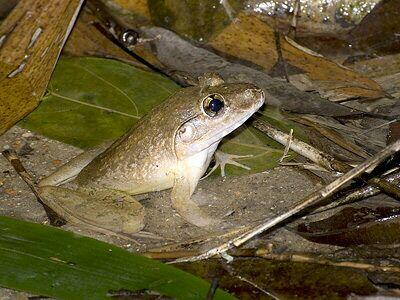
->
[148,225,251,253]
[144,250,199,260]
[280,162,330,172]
[220,0,235,21]
[357,118,399,136]
[2,149,66,226]
[253,117,352,173]
[146,247,400,274]
[312,169,400,214]
[288,0,301,38]
[233,248,400,273]
[369,177,400,200]
[170,140,400,263]
[206,278,219,300]
[279,128,293,162]
[273,30,290,83]
[271,2,289,84]
[223,263,281,299]
[236,275,280,299]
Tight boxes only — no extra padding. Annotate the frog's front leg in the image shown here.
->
[203,150,252,178]
[171,174,219,227]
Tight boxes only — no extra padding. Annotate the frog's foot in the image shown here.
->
[39,186,145,234]
[172,198,219,227]
[204,150,252,178]
[171,176,219,227]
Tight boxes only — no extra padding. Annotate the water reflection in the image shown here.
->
[246,0,379,25]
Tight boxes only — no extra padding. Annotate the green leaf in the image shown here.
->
[20,57,180,149]
[213,106,306,176]
[0,216,234,300]
[20,57,304,176]
[216,125,284,176]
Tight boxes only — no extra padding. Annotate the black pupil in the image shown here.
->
[209,98,224,113]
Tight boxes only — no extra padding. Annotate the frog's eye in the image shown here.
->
[202,94,224,117]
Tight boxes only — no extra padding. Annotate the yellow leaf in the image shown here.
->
[113,0,151,20]
[0,0,84,135]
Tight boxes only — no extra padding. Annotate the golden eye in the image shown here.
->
[203,94,224,117]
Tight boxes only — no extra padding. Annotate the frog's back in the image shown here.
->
[75,88,197,194]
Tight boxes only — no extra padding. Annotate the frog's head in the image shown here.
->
[174,73,265,159]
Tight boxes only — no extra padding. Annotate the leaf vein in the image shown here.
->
[49,92,140,119]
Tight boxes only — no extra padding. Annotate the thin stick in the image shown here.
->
[312,169,400,214]
[369,177,400,200]
[146,247,400,274]
[253,117,352,173]
[171,140,400,263]
[235,275,280,299]
[2,149,66,226]
[288,0,301,38]
[280,162,330,172]
[273,30,290,83]
[223,263,281,300]
[236,248,400,273]
[206,278,219,300]
[149,225,251,253]
[357,118,399,136]
[144,250,199,260]
[279,128,293,162]
[220,0,235,21]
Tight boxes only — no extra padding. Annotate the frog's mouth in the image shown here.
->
[205,97,264,145]
[192,106,262,154]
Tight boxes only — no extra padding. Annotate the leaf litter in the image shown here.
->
[1,0,400,298]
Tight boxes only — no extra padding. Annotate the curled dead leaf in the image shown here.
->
[297,206,400,246]
[208,13,384,102]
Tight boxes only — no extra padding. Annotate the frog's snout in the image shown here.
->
[244,87,265,107]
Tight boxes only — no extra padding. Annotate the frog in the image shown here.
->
[38,73,265,235]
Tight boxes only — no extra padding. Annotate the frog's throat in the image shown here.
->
[187,112,254,155]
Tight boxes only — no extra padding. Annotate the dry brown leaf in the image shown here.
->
[208,13,384,102]
[0,0,84,135]
[293,115,371,159]
[112,0,151,19]
[349,53,400,79]
[388,121,400,145]
[349,0,400,55]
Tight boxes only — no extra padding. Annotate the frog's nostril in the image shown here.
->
[245,88,265,102]
[256,88,265,100]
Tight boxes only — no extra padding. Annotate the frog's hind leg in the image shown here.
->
[171,175,218,227]
[39,142,112,187]
[39,186,145,234]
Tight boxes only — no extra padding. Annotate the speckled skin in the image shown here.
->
[38,73,265,233]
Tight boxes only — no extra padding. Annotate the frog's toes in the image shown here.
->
[204,150,252,178]
[188,213,221,227]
